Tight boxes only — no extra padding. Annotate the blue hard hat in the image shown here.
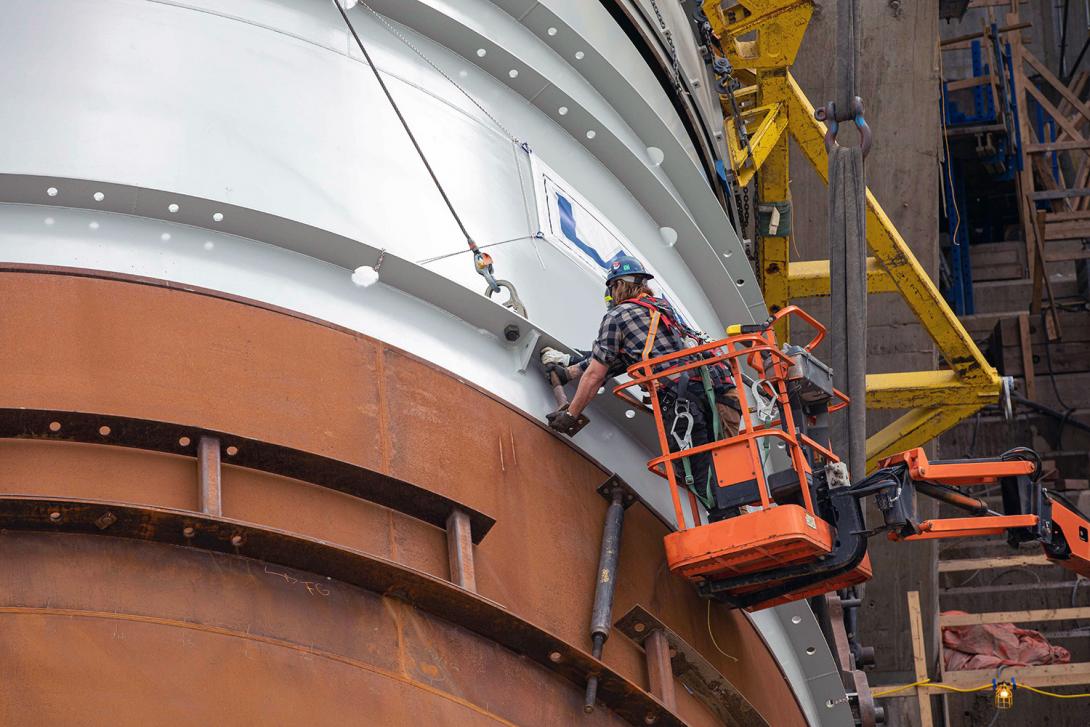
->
[605,254,654,285]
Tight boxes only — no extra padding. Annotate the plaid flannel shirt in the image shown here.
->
[579,299,730,388]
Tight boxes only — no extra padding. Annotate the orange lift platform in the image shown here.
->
[614,307,1090,611]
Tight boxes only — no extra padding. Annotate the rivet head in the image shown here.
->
[183,526,196,538]
[633,622,646,633]
[48,511,61,522]
[230,535,243,547]
[548,651,562,663]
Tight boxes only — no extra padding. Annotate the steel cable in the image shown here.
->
[332,0,479,251]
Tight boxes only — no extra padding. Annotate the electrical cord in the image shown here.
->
[705,600,739,662]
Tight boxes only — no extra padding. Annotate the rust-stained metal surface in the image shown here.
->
[0,270,810,727]
[0,406,494,542]
[616,605,768,727]
[0,495,684,727]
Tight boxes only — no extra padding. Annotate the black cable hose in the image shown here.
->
[1013,395,1090,436]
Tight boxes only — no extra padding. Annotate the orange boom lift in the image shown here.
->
[614,307,1090,611]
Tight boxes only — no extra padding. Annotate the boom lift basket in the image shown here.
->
[614,306,871,610]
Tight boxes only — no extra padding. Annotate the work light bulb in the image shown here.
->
[351,265,379,288]
[994,682,1014,710]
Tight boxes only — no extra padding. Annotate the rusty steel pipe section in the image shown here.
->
[584,486,626,713]
[197,436,222,517]
[445,508,476,591]
[644,629,678,712]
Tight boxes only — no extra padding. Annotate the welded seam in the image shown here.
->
[0,606,518,726]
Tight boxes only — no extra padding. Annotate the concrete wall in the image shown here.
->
[787,2,942,723]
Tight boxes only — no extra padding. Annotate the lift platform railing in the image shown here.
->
[612,306,845,533]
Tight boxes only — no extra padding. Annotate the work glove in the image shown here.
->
[544,363,572,385]
[547,405,582,436]
[540,346,572,367]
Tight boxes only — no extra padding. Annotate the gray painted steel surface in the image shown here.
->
[0,0,851,723]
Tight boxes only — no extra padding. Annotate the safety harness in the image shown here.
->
[623,294,725,508]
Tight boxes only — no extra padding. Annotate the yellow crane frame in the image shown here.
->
[705,0,1001,471]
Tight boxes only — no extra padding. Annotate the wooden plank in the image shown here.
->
[938,553,1051,571]
[940,21,1032,47]
[939,662,1090,689]
[1032,210,1062,340]
[1046,209,1090,222]
[946,76,991,92]
[1024,82,1087,144]
[941,606,1090,627]
[1027,140,1090,153]
[1044,220,1090,240]
[1024,50,1090,126]
[907,591,933,727]
[876,663,1090,694]
[1018,314,1037,399]
[1031,188,1090,203]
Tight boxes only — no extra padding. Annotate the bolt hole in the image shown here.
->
[736,278,745,286]
[574,50,585,60]
[625,410,636,419]
[508,69,519,79]
[805,646,816,655]
[476,48,487,57]
[826,699,836,709]
[558,106,568,115]
[791,615,802,624]
[178,436,191,447]
[48,421,61,432]
[93,191,105,202]
[723,250,733,258]
[226,445,239,456]
[547,26,558,36]
[586,130,597,139]
[168,203,180,213]
[98,425,111,437]
[212,212,224,223]
[46,187,59,197]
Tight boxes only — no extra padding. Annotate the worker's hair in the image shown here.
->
[610,278,653,304]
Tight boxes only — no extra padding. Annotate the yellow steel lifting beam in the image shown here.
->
[704,0,1001,471]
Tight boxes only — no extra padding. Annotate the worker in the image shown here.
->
[541,255,740,495]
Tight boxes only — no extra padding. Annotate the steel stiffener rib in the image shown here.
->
[0,408,495,543]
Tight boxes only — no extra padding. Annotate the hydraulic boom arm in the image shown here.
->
[859,447,1090,578]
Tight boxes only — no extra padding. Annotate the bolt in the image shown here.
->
[183,526,196,538]
[504,324,520,342]
[231,534,243,547]
[548,651,562,663]
[644,713,658,724]
[49,511,61,522]
[633,622,646,633]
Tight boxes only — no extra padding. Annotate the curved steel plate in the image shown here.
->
[0,495,683,727]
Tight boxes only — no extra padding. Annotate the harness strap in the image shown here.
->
[641,308,662,361]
